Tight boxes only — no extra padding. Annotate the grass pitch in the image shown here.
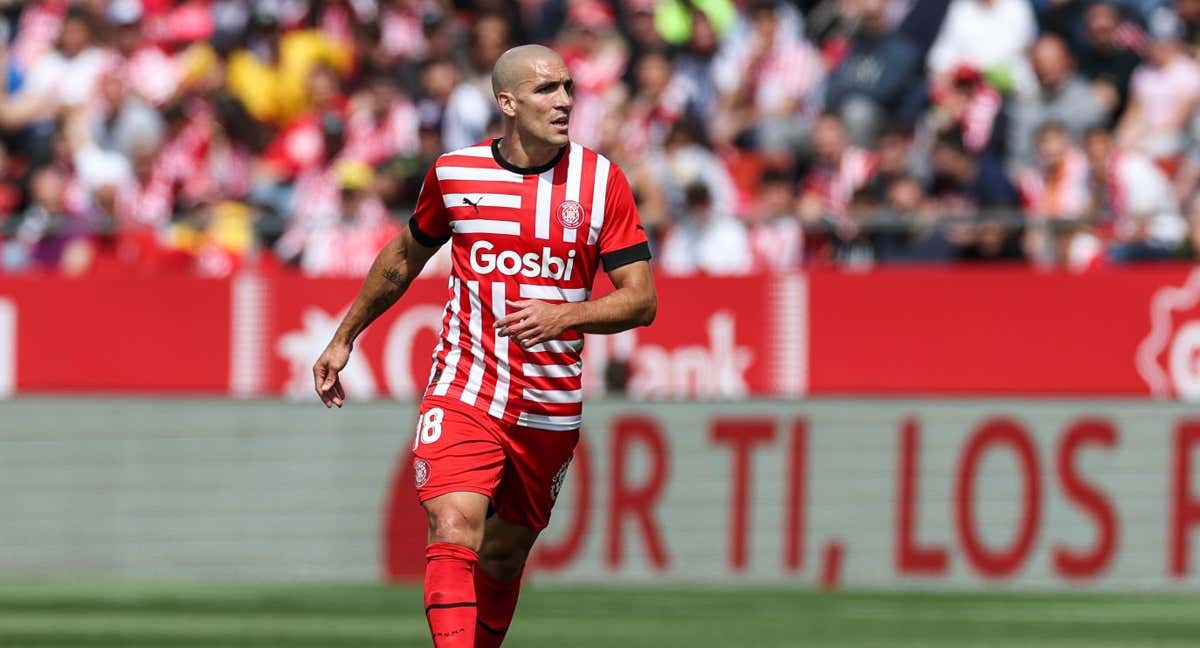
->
[0,581,1197,647]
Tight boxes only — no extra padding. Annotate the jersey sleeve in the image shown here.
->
[598,165,651,272]
[408,164,451,248]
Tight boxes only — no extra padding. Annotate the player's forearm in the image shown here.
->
[331,239,417,346]
[564,285,656,334]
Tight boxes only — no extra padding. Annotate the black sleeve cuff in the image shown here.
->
[601,241,652,272]
[409,218,450,248]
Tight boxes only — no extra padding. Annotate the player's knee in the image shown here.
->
[427,507,485,550]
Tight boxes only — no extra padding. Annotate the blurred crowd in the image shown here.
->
[2,0,1200,277]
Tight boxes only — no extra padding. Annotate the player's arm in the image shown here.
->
[313,226,441,407]
[562,260,656,334]
[495,260,656,347]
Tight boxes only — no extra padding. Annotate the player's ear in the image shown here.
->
[496,91,518,118]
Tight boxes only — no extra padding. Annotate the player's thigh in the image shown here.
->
[411,401,506,505]
[491,426,580,533]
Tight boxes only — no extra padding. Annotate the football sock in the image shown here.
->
[424,543,479,647]
[473,565,523,647]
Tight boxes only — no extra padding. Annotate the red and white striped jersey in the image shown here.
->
[410,139,650,431]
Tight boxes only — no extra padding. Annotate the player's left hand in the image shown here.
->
[495,299,572,348]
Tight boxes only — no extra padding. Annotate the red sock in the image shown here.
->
[473,566,523,648]
[424,543,478,647]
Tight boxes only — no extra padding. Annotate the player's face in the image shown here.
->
[512,59,574,148]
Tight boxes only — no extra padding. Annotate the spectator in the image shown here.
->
[1016,122,1099,270]
[925,128,1025,263]
[342,75,420,167]
[620,0,667,81]
[1017,122,1090,221]
[882,174,958,262]
[863,130,917,202]
[711,0,825,153]
[297,159,399,277]
[910,63,1013,239]
[313,0,364,48]
[1085,127,1187,261]
[825,0,923,144]
[744,168,802,272]
[42,126,89,216]
[225,7,353,127]
[77,62,165,161]
[1179,0,1200,52]
[557,0,629,150]
[1010,35,1108,165]
[108,1,179,107]
[9,1,68,74]
[654,0,737,47]
[258,65,348,181]
[658,181,752,276]
[920,64,1009,170]
[1075,2,1143,123]
[835,189,884,268]
[3,8,105,131]
[800,113,878,221]
[619,52,688,160]
[22,8,105,108]
[9,165,93,272]
[416,57,460,139]
[670,9,722,124]
[442,13,509,151]
[1116,8,1200,169]
[654,120,738,223]
[109,141,174,232]
[927,0,1037,95]
[354,1,430,73]
[927,134,1020,211]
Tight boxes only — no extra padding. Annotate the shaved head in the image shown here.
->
[492,44,564,98]
[491,44,574,159]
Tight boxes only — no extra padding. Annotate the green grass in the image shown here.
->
[0,582,1198,647]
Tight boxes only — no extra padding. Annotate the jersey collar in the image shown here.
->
[491,138,566,176]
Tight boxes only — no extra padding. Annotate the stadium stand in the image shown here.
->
[0,0,1198,277]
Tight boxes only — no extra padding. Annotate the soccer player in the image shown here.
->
[312,44,657,647]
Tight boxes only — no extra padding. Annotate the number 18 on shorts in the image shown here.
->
[410,399,579,532]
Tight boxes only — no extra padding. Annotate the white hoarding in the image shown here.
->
[3,399,1200,590]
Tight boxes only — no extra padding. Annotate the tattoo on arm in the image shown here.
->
[381,267,409,290]
[362,267,408,321]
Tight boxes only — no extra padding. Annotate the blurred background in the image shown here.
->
[3,0,1200,646]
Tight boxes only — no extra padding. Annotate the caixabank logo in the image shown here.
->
[1138,268,1200,399]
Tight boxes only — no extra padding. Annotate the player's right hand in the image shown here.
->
[313,342,351,408]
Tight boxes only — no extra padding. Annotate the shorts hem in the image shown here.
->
[417,486,494,504]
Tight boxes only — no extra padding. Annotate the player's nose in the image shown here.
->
[553,87,572,110]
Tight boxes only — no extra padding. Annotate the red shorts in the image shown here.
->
[410,396,579,532]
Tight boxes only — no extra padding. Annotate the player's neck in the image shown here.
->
[495,131,563,171]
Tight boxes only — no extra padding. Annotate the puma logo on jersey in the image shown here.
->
[462,196,482,212]
[470,240,577,280]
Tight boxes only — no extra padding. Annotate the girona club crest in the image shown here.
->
[1137,268,1200,400]
[556,200,585,230]
[413,459,431,489]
